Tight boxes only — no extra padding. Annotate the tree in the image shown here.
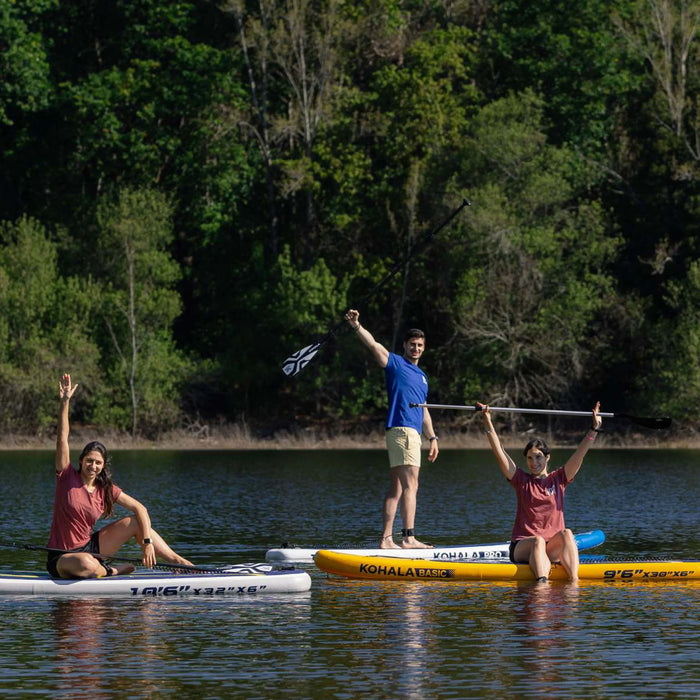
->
[221,0,348,264]
[637,257,700,423]
[615,0,700,159]
[480,0,641,154]
[0,0,53,126]
[0,216,102,431]
[441,92,620,413]
[95,188,189,437]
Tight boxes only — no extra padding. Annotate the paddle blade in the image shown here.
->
[619,414,672,430]
[282,342,322,376]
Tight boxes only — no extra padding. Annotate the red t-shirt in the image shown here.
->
[509,466,570,542]
[47,465,122,550]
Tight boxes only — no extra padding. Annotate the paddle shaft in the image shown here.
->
[0,539,221,573]
[322,199,471,340]
[282,197,471,376]
[353,197,471,308]
[412,403,611,418]
[410,403,671,429]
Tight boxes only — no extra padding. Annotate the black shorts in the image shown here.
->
[509,540,520,564]
[46,530,101,578]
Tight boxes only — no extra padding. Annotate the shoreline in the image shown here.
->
[1,425,698,450]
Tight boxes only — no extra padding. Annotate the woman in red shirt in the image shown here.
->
[47,374,193,578]
[478,401,602,582]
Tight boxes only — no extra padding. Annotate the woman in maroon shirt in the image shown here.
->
[478,401,602,582]
[47,374,193,579]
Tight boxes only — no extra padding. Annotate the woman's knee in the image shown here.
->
[98,516,139,553]
[57,553,103,579]
[105,515,138,535]
[533,535,547,552]
[562,528,575,546]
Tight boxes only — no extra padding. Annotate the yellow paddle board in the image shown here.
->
[314,550,699,582]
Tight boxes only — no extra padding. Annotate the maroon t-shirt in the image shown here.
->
[509,466,570,542]
[47,465,122,550]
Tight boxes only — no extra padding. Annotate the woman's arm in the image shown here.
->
[115,492,156,567]
[345,309,390,367]
[564,402,602,481]
[478,403,517,480]
[55,374,78,475]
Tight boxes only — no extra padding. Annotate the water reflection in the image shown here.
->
[51,599,165,698]
[385,584,433,699]
[47,593,317,696]
[509,582,581,695]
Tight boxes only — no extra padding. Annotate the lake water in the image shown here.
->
[0,448,698,698]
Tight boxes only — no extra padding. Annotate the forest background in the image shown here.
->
[1,0,699,446]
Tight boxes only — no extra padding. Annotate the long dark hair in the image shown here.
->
[79,441,116,517]
[523,437,550,458]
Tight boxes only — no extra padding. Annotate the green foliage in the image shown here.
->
[273,246,350,336]
[369,25,479,180]
[442,92,620,408]
[480,0,643,153]
[0,0,54,125]
[62,36,239,187]
[639,259,700,423]
[93,188,189,436]
[1,0,699,436]
[0,216,102,431]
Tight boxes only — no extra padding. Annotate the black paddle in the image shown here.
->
[0,539,227,574]
[281,197,472,376]
[410,403,672,430]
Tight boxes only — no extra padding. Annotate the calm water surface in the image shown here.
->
[0,448,697,698]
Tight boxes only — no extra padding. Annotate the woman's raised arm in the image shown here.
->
[478,402,517,480]
[563,402,602,481]
[55,374,78,474]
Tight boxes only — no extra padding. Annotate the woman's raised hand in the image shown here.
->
[59,374,78,402]
[476,402,491,424]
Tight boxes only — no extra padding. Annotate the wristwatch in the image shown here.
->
[429,436,439,441]
[143,538,152,545]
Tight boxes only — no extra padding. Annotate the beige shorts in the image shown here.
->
[385,427,422,468]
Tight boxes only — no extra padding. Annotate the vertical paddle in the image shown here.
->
[282,197,472,376]
[409,402,672,429]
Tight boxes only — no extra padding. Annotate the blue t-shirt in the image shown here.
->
[384,352,429,432]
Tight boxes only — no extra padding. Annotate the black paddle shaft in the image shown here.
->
[282,197,471,376]
[0,539,222,573]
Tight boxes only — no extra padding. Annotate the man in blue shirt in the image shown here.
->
[345,309,439,548]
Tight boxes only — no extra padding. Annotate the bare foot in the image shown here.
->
[379,536,401,549]
[166,557,195,574]
[164,556,194,567]
[103,563,135,576]
[401,538,434,549]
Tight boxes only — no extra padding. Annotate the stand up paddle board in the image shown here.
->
[313,550,699,582]
[0,563,311,597]
[266,530,605,564]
